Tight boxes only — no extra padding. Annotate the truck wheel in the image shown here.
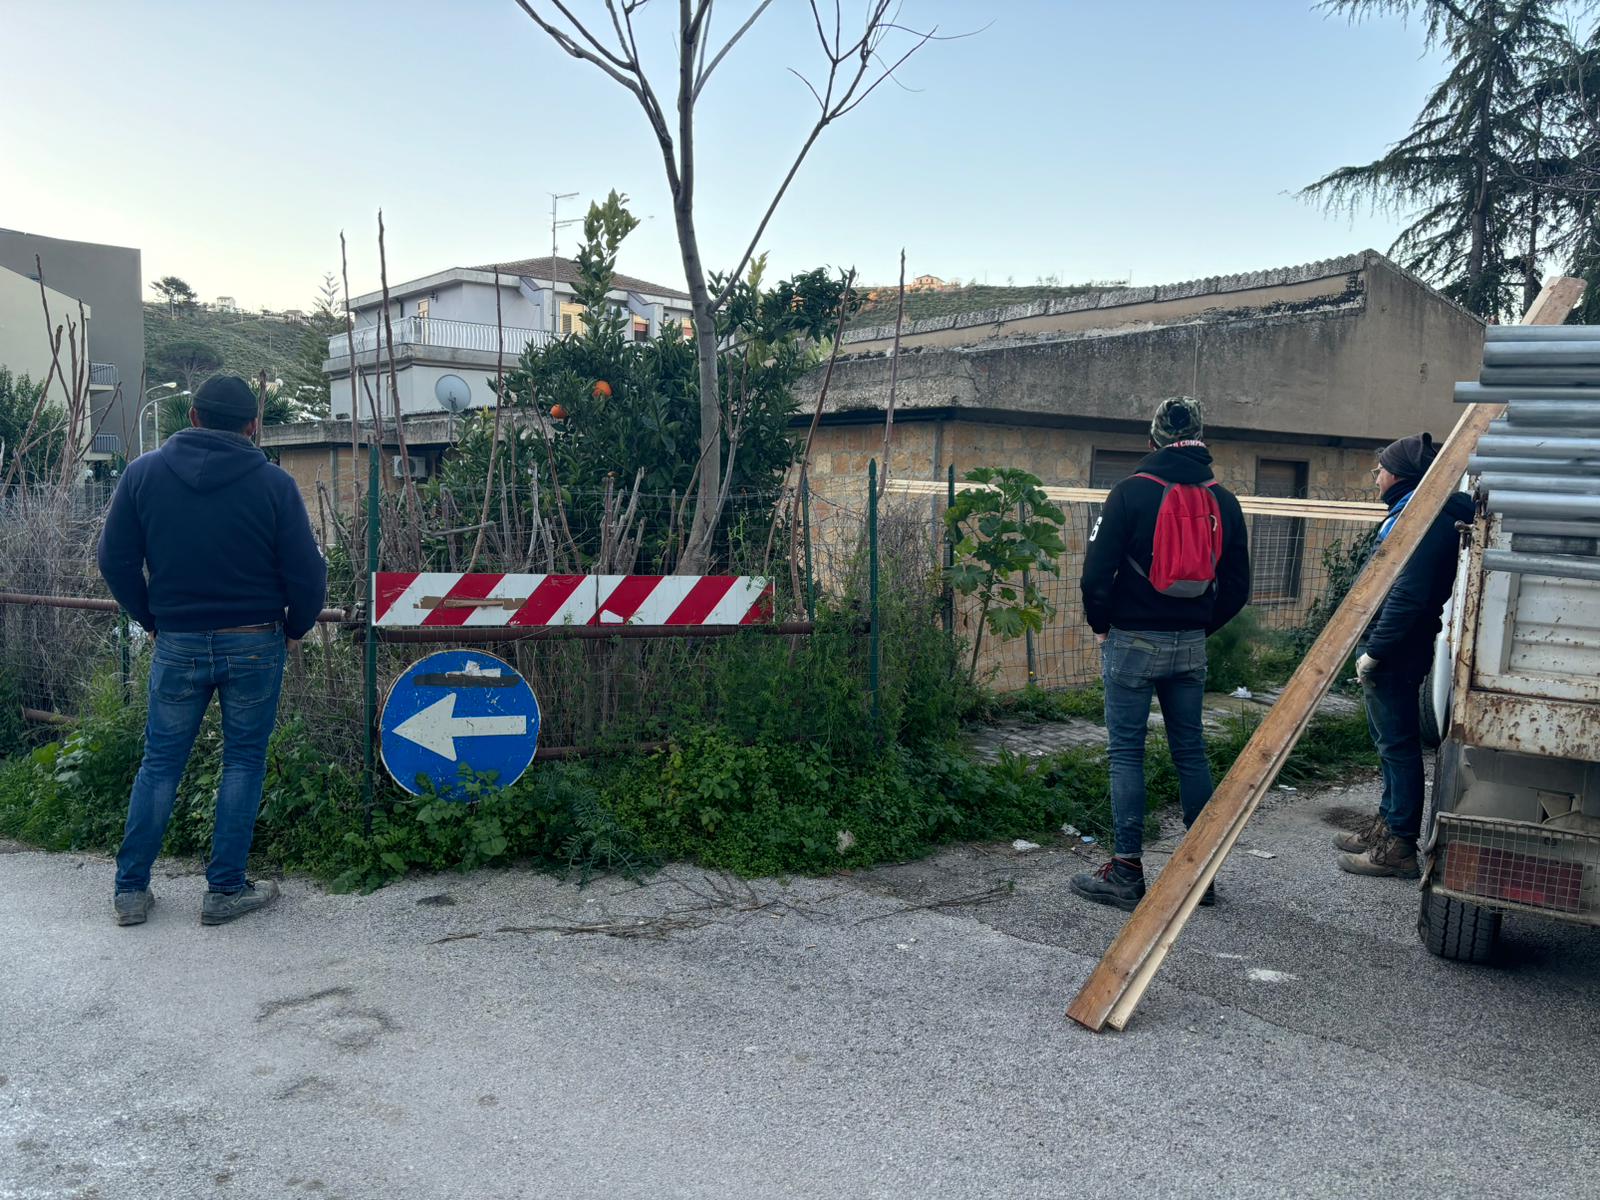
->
[1418,886,1501,964]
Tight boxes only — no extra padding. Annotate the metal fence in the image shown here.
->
[0,467,1383,772]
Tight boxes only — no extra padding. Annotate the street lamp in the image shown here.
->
[136,382,178,457]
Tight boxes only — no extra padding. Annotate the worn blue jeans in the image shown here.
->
[114,629,287,895]
[1102,628,1213,859]
[1363,661,1428,843]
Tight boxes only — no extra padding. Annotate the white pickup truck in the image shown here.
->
[1419,324,1600,962]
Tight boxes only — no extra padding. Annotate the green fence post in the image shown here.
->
[1020,499,1036,687]
[943,463,955,639]
[117,610,131,701]
[363,440,380,836]
[868,459,881,730]
[800,468,816,624]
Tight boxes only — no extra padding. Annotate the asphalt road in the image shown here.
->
[3,775,1598,1200]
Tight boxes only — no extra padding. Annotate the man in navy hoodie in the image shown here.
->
[98,375,327,927]
[1071,397,1251,912]
[1335,432,1473,880]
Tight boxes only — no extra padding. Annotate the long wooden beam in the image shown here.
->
[884,479,1388,524]
[1064,275,1586,1033]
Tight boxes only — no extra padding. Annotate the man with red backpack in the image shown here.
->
[1071,396,1251,912]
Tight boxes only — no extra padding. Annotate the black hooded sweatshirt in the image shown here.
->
[97,429,328,639]
[1080,443,1251,636]
[1362,480,1474,672]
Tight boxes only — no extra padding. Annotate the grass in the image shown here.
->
[144,303,305,386]
[852,281,1118,328]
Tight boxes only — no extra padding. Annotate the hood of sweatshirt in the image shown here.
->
[1134,442,1215,485]
[156,428,269,493]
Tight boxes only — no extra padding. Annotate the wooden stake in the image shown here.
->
[1065,275,1585,1033]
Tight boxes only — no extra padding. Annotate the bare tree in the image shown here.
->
[513,0,945,571]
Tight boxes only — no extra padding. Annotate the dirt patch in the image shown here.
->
[1321,805,1375,832]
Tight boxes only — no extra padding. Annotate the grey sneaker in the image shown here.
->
[114,889,154,926]
[1338,832,1421,880]
[1333,811,1386,854]
[201,880,280,926]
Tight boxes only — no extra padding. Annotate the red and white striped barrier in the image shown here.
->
[372,573,774,628]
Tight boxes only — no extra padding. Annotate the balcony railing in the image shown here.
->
[327,316,555,360]
[89,362,120,391]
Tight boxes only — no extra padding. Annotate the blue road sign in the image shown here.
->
[379,650,541,800]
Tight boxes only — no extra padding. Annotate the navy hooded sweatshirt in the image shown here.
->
[97,429,327,639]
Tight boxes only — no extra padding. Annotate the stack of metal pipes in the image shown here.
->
[1457,325,1600,582]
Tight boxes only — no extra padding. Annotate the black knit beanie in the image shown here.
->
[1378,432,1437,482]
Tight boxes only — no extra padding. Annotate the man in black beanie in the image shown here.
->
[1336,431,1472,879]
[98,375,327,927]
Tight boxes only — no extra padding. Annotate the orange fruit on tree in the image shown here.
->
[592,380,612,398]
[550,404,567,421]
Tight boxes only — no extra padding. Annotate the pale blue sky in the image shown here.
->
[3,1,1441,310]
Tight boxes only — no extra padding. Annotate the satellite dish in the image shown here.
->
[435,374,472,414]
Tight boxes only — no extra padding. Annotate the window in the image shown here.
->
[1088,448,1146,538]
[633,316,651,343]
[561,313,575,337]
[416,298,429,320]
[1090,449,1145,490]
[1252,458,1309,602]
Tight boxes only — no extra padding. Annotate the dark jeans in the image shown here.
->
[114,629,287,895]
[1362,660,1428,843]
[1102,628,1213,859]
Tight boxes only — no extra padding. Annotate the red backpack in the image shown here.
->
[1127,473,1223,598]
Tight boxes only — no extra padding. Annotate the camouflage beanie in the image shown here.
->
[1150,396,1204,447]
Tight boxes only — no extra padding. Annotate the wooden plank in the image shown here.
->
[884,479,1388,523]
[1066,275,1585,1033]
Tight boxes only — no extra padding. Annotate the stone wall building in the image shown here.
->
[798,249,1484,688]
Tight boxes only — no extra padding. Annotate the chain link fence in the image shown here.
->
[1,468,1381,767]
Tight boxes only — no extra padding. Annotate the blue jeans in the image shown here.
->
[115,629,287,894]
[1102,628,1213,859]
[1362,661,1428,843]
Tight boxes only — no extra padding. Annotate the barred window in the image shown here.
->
[1251,458,1308,602]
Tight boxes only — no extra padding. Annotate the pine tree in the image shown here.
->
[1302,0,1572,319]
[280,272,342,420]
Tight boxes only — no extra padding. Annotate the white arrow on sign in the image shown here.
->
[391,693,527,762]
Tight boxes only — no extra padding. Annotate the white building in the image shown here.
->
[324,256,693,421]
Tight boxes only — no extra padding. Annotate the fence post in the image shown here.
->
[363,440,380,835]
[1020,499,1036,687]
[868,459,881,730]
[800,468,816,624]
[943,463,955,639]
[117,609,131,700]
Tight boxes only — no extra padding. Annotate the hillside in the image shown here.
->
[851,281,1116,329]
[143,303,308,388]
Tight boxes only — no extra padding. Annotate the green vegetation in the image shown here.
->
[143,303,304,400]
[945,467,1067,681]
[853,280,1116,327]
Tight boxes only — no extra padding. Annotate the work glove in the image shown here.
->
[1355,653,1379,685]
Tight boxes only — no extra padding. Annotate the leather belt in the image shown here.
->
[215,623,280,634]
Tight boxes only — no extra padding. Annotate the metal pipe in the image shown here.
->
[1487,325,1600,342]
[1480,473,1600,496]
[1479,366,1600,387]
[1485,491,1600,519]
[0,590,346,624]
[1510,534,1598,556]
[376,620,828,644]
[1468,455,1600,476]
[1483,549,1600,582]
[1484,342,1600,366]
[1475,434,1600,458]
[1502,401,1600,427]
[1501,517,1600,538]
[1452,382,1600,406]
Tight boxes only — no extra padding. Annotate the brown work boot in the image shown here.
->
[1338,831,1420,879]
[1333,811,1386,854]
